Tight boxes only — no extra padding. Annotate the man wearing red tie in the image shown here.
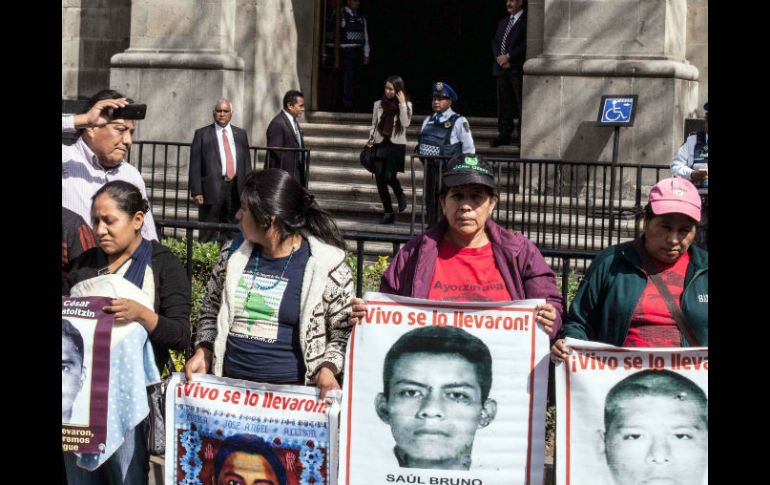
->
[491,0,527,147]
[189,98,253,242]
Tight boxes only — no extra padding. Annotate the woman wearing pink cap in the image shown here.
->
[551,177,708,361]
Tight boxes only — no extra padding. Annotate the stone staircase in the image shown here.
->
[302,111,519,252]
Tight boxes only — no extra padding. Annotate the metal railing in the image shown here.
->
[409,155,668,250]
[155,219,596,304]
[125,141,310,238]
[107,140,667,255]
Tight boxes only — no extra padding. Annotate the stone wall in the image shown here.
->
[62,0,131,99]
[520,0,702,167]
[64,0,315,146]
[687,0,707,115]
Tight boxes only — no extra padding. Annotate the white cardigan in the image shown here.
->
[200,235,354,383]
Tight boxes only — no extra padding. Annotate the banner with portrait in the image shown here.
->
[67,274,161,470]
[61,296,114,453]
[339,292,551,485]
[164,373,340,485]
[555,338,708,485]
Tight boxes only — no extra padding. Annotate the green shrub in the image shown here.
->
[162,237,221,370]
[556,269,582,307]
[345,253,389,294]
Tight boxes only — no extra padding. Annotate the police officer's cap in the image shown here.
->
[432,82,458,103]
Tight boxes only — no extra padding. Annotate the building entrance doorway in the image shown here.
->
[316,0,507,116]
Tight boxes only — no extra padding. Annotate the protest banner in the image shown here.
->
[555,338,708,485]
[164,373,339,485]
[61,296,114,453]
[66,274,161,470]
[339,292,551,485]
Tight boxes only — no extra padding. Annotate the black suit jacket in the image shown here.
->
[492,11,527,76]
[265,111,305,181]
[189,124,252,204]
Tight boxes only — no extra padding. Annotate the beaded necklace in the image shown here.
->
[248,243,297,292]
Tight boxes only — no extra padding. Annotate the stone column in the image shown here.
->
[110,0,245,142]
[62,0,131,99]
[521,0,700,168]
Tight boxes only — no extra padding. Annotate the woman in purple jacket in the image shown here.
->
[353,154,563,337]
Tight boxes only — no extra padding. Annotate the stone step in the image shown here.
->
[306,110,505,129]
[306,146,522,169]
[332,213,633,253]
[302,122,506,140]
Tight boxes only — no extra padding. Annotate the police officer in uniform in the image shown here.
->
[671,102,708,249]
[417,82,476,226]
[334,0,370,110]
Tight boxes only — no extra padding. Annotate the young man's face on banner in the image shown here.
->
[375,352,496,469]
[601,395,708,485]
[62,334,85,420]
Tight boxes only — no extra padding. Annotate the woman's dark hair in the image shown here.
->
[92,180,150,217]
[385,75,410,137]
[242,169,346,250]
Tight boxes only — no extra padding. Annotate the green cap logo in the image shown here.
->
[464,156,479,166]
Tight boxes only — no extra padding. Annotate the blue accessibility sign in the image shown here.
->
[597,95,638,126]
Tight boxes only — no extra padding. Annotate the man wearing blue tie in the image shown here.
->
[417,82,475,226]
[265,90,308,188]
[491,0,527,147]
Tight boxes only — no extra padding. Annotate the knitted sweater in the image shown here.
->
[195,235,354,384]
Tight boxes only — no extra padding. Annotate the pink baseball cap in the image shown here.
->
[648,177,701,222]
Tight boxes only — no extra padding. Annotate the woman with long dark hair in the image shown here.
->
[185,169,354,399]
[367,75,413,224]
[64,180,191,484]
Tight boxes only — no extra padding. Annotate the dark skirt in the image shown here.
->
[374,139,407,173]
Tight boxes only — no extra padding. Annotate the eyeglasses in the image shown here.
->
[215,109,231,113]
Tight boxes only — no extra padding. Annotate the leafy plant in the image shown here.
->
[556,269,583,307]
[162,237,222,370]
[346,253,389,294]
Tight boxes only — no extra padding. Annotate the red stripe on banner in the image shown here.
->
[345,325,357,485]
[565,360,572,485]
[525,308,536,484]
[366,300,531,312]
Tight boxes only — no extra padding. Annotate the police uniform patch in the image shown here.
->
[443,121,452,128]
[463,121,469,132]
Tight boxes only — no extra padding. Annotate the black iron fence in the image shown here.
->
[105,140,667,257]
[124,141,309,238]
[155,219,596,304]
[409,155,668,250]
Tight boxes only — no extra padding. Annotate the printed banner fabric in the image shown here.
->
[555,338,708,485]
[339,292,550,485]
[164,373,339,485]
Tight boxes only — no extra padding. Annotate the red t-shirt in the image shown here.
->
[427,240,512,302]
[623,251,690,347]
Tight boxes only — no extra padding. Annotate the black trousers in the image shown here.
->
[198,178,239,243]
[341,47,363,109]
[496,69,523,137]
[374,157,404,214]
[422,158,445,227]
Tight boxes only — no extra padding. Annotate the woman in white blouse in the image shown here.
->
[367,75,413,224]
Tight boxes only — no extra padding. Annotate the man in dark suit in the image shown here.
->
[189,98,252,242]
[491,0,527,147]
[265,90,308,188]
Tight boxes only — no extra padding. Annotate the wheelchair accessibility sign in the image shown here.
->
[597,95,638,126]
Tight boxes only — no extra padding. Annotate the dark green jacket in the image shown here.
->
[560,239,708,346]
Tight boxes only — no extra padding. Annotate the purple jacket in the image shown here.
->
[380,219,564,337]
